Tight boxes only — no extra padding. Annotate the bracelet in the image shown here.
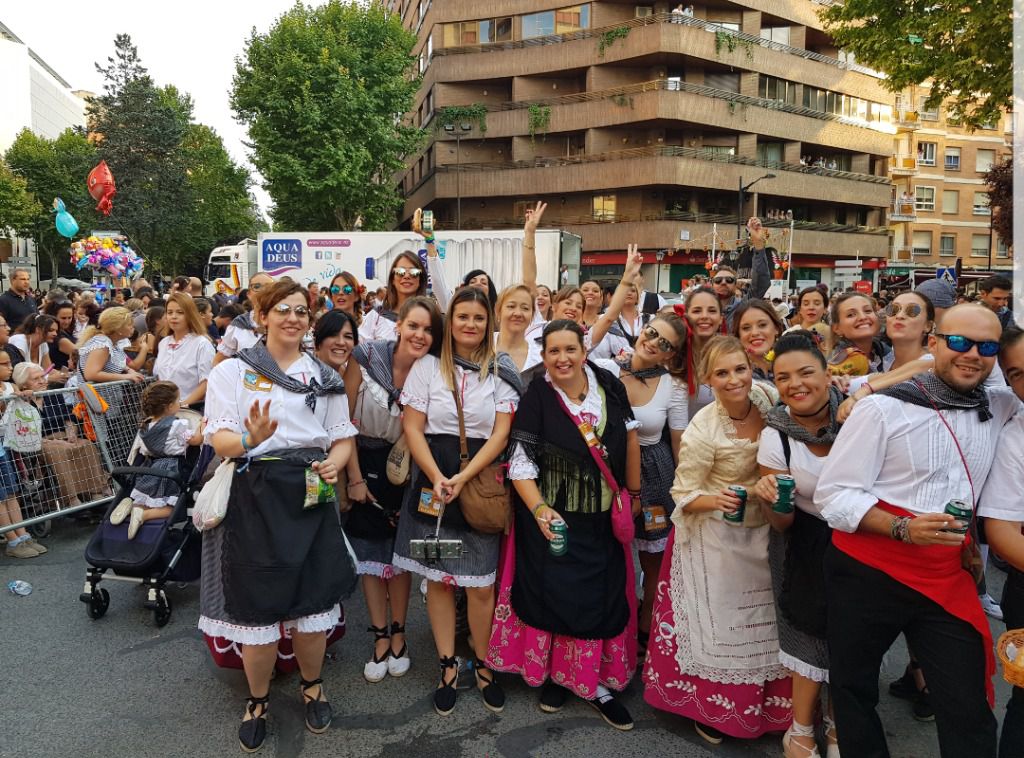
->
[523,243,535,249]
[628,489,642,497]
[530,502,548,516]
[864,381,875,395]
[890,516,913,544]
[347,480,365,488]
[424,235,435,244]
[240,432,252,451]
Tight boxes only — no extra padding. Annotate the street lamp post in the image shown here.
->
[444,122,473,229]
[655,249,666,294]
[736,173,776,243]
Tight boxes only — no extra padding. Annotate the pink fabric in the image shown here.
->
[486,518,638,698]
[202,616,346,673]
[643,528,792,738]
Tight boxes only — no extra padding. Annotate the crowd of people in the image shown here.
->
[1,211,1021,757]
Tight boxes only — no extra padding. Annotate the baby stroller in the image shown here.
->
[79,413,209,627]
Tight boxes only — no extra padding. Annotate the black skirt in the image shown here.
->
[404,433,488,531]
[345,440,405,540]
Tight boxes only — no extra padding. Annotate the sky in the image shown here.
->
[3,0,305,220]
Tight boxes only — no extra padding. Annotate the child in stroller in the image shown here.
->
[109,381,203,538]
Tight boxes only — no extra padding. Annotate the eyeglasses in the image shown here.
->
[935,333,1000,357]
[0,323,9,330]
[886,302,922,319]
[330,284,355,295]
[270,303,310,318]
[712,276,736,285]
[642,324,676,353]
[393,267,422,279]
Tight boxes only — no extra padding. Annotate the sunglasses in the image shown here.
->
[712,276,736,285]
[886,302,922,318]
[642,324,676,353]
[330,284,355,295]
[935,333,1000,357]
[393,267,423,279]
[270,303,310,317]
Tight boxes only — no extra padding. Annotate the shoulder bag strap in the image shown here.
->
[551,387,620,495]
[911,380,976,509]
[450,389,470,463]
[780,432,792,469]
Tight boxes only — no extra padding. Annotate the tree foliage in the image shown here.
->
[820,0,1011,130]
[985,157,1012,246]
[232,0,424,231]
[0,162,41,237]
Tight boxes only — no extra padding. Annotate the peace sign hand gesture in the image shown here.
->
[524,201,547,232]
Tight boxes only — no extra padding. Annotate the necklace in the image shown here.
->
[792,399,830,419]
[728,401,754,423]
[575,378,589,403]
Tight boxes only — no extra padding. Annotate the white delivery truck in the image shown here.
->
[204,230,581,297]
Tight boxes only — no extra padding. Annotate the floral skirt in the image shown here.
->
[486,518,637,700]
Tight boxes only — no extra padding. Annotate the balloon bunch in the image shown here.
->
[69,235,144,277]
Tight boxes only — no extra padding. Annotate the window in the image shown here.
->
[522,10,555,37]
[973,192,990,215]
[997,237,1010,258]
[760,27,791,45]
[758,75,796,105]
[634,6,654,17]
[802,87,888,123]
[976,149,996,173]
[912,231,932,257]
[939,234,956,257]
[757,142,784,164]
[917,142,936,166]
[592,194,616,220]
[444,17,511,45]
[555,5,590,34]
[942,190,959,214]
[915,186,935,212]
[944,147,960,171]
[703,145,736,157]
[971,234,991,258]
[918,95,939,121]
[704,71,740,92]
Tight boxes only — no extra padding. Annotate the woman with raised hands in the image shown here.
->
[420,212,498,313]
[152,293,215,410]
[213,271,274,366]
[360,249,427,342]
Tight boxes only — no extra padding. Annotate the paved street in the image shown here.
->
[2,518,1011,758]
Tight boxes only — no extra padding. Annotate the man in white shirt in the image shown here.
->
[815,304,1017,758]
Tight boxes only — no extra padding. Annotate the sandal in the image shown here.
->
[474,658,505,713]
[434,656,459,716]
[782,720,821,757]
[823,716,840,758]
[364,624,390,683]
[238,694,269,753]
[387,621,410,678]
[299,677,332,734]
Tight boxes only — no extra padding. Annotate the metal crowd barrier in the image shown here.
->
[0,378,152,537]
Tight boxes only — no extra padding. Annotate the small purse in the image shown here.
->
[451,390,511,534]
[385,434,411,486]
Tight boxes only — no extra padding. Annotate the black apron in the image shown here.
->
[405,433,487,531]
[345,440,405,539]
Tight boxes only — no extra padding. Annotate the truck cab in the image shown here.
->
[204,239,258,298]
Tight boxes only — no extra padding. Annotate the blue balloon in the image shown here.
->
[55,210,78,238]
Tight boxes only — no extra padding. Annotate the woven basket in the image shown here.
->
[997,629,1024,688]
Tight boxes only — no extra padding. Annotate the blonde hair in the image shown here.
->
[495,285,533,326]
[78,306,133,346]
[440,287,496,391]
[698,335,750,383]
[165,292,208,338]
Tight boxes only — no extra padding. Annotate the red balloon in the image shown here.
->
[87,161,116,216]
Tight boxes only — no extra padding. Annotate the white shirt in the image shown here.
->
[595,359,687,445]
[399,354,518,438]
[9,334,49,364]
[217,321,260,358]
[358,309,399,342]
[589,330,632,360]
[426,255,452,313]
[205,354,357,455]
[153,333,215,400]
[139,418,194,457]
[351,366,403,444]
[979,411,1024,521]
[757,425,828,517]
[492,333,543,378]
[815,388,1020,533]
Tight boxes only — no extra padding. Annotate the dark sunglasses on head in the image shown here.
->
[270,303,310,317]
[393,267,422,278]
[330,284,355,295]
[642,324,676,353]
[935,333,999,357]
[713,276,736,285]
[886,302,922,318]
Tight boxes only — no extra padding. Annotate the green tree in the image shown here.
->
[232,0,424,231]
[821,0,1011,130]
[985,157,1012,248]
[4,128,99,280]
[0,162,41,236]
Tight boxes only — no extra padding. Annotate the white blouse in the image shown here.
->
[217,320,260,358]
[205,353,357,455]
[352,366,403,444]
[358,309,399,343]
[594,360,687,445]
[493,333,543,377]
[139,418,194,457]
[979,412,1024,521]
[399,354,518,438]
[9,334,49,364]
[757,425,828,517]
[153,333,215,400]
[589,331,632,361]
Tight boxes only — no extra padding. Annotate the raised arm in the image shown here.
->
[590,245,641,347]
[746,217,770,300]
[522,201,546,295]
[414,208,451,310]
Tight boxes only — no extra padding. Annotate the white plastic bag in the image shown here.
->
[192,460,235,531]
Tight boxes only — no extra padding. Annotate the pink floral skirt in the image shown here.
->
[486,520,637,699]
[643,529,792,738]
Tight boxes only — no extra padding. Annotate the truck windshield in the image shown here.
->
[206,261,232,280]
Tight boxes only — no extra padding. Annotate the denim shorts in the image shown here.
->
[0,453,18,500]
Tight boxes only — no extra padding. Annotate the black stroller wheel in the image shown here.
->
[28,520,52,539]
[153,591,172,627]
[86,588,110,620]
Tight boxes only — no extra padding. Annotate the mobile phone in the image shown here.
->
[421,210,434,233]
[409,536,463,562]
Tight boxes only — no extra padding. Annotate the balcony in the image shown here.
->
[890,246,913,262]
[890,201,917,223]
[890,155,919,176]
[894,110,921,131]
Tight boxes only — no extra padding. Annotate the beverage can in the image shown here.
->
[549,519,568,556]
[8,580,32,596]
[724,485,747,524]
[941,499,972,534]
[773,475,796,514]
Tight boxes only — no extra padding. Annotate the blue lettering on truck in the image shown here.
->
[262,239,302,275]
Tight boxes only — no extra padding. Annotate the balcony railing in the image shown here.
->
[433,143,890,185]
[890,155,919,175]
[431,12,882,78]
[893,110,921,131]
[890,202,917,222]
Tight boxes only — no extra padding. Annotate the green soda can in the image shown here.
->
[724,485,747,524]
[549,519,568,556]
[773,475,796,514]
[941,499,972,534]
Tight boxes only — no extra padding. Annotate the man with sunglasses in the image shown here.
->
[714,218,771,330]
[815,304,1020,757]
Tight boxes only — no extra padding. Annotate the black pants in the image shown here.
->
[825,545,996,758]
[1001,567,1024,758]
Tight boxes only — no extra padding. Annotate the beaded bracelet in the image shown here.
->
[890,516,913,544]
[424,234,435,245]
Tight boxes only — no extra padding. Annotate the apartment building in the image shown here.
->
[887,88,1012,286]
[386,1,900,290]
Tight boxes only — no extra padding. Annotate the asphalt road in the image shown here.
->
[1,517,1011,758]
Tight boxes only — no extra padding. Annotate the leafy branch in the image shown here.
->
[597,26,631,57]
[527,104,551,143]
[714,30,753,60]
[435,103,488,134]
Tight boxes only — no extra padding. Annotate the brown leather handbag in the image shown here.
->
[452,390,511,534]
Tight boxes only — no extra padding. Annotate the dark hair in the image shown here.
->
[730,299,785,342]
[77,301,101,327]
[173,275,190,291]
[894,290,936,324]
[980,275,1012,294]
[141,380,179,420]
[145,305,166,335]
[773,330,827,370]
[999,325,1024,362]
[385,252,427,310]
[136,287,154,300]
[650,312,688,379]
[313,309,359,349]
[44,300,74,318]
[796,286,826,311]
[713,265,737,277]
[462,269,497,308]
[328,271,365,325]
[217,303,246,321]
[684,286,719,313]
[396,295,443,357]
[193,297,213,315]
[17,313,56,336]
[541,318,585,350]
[829,292,875,327]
